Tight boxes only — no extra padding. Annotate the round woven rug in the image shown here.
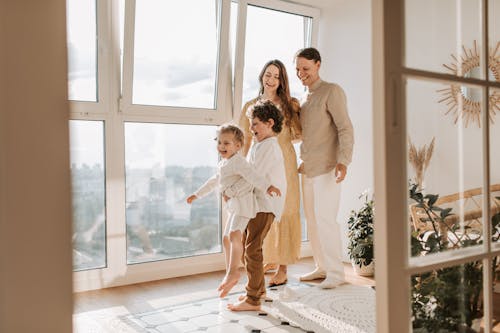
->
[272,284,376,333]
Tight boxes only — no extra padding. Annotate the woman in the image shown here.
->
[239,59,301,287]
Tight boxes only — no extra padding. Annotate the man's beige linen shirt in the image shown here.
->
[299,79,354,177]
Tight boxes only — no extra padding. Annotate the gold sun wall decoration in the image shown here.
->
[437,40,500,127]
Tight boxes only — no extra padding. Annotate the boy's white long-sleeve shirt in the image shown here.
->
[227,137,287,221]
[194,153,270,218]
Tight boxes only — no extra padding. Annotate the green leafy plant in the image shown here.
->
[347,191,374,267]
[410,184,500,332]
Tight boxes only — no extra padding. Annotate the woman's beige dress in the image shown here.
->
[239,98,302,265]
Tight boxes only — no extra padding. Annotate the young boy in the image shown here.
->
[226,100,287,311]
[186,124,281,298]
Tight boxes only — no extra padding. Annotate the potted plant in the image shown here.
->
[409,184,489,332]
[347,190,374,276]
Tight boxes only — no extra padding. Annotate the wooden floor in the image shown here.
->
[74,257,374,315]
[74,257,500,332]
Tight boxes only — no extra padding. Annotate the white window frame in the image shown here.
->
[72,0,320,292]
[120,0,233,124]
[374,0,500,331]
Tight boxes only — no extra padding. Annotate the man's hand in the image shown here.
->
[335,163,347,183]
[186,194,198,204]
[222,194,230,202]
[267,185,281,197]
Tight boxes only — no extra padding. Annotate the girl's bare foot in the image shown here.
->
[227,299,261,312]
[217,271,241,298]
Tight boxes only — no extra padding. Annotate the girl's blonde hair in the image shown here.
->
[217,124,244,145]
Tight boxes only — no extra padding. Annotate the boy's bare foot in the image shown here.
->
[227,299,261,312]
[237,292,266,301]
[217,271,240,298]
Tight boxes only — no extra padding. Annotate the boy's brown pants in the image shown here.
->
[242,212,274,306]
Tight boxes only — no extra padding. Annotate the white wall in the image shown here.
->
[315,0,374,261]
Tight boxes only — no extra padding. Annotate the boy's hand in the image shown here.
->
[186,194,198,204]
[267,185,281,197]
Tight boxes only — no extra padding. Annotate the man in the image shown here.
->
[295,47,354,289]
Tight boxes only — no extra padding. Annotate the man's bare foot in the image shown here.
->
[227,299,261,312]
[217,271,240,298]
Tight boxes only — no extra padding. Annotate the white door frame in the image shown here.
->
[373,0,500,331]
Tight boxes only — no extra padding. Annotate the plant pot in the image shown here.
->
[352,260,374,277]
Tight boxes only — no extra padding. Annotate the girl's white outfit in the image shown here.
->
[194,153,270,235]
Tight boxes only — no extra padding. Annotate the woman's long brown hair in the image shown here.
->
[257,59,296,127]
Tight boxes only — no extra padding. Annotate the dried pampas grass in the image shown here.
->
[408,137,435,190]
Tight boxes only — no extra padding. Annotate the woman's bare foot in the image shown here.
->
[268,265,288,287]
[227,299,261,312]
[263,263,278,274]
[217,271,241,298]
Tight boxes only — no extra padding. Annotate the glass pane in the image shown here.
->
[230,1,238,88]
[412,262,484,332]
[491,89,500,245]
[132,0,218,108]
[241,5,310,106]
[66,0,97,102]
[405,0,485,79]
[70,120,106,271]
[490,0,500,84]
[124,123,220,264]
[407,79,485,256]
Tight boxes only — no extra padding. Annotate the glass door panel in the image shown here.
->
[490,88,500,245]
[405,0,484,79]
[407,78,485,256]
[411,262,484,332]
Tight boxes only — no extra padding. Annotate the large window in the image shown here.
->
[68,0,318,291]
[124,123,220,264]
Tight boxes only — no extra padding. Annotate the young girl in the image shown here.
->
[186,124,280,297]
[226,100,287,312]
